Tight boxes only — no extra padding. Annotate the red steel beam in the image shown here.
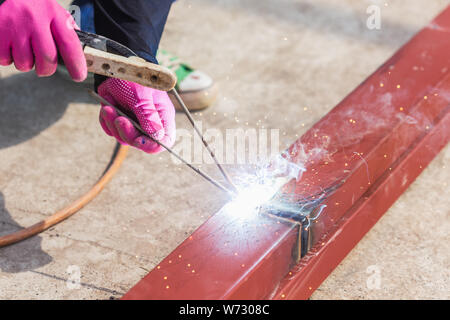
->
[123,6,450,300]
[273,101,450,299]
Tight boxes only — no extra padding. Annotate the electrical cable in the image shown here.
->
[0,143,129,248]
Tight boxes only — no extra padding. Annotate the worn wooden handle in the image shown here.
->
[84,46,177,91]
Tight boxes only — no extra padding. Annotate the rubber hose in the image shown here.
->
[0,143,129,247]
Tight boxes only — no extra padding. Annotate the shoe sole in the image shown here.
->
[169,83,219,112]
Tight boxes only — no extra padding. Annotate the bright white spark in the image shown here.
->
[224,177,288,219]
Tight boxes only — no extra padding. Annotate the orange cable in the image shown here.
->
[0,144,129,247]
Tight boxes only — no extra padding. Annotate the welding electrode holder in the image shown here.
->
[77,29,237,194]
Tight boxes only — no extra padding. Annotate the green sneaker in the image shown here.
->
[157,49,218,111]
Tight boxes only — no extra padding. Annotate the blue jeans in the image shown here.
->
[72,0,96,33]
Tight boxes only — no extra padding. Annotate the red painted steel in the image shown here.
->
[273,103,450,299]
[124,207,299,299]
[123,6,450,300]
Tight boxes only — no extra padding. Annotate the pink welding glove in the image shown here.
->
[0,0,87,81]
[98,78,176,154]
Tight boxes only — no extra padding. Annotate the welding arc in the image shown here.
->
[170,89,238,193]
[88,90,233,195]
[0,144,129,248]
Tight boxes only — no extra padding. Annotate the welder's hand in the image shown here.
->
[0,0,87,81]
[98,78,176,154]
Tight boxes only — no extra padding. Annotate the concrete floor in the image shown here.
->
[0,0,448,299]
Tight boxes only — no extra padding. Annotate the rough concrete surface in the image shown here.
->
[0,0,448,299]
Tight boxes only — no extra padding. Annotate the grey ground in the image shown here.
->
[0,0,449,299]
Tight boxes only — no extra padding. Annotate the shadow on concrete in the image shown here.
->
[30,270,124,297]
[0,192,53,273]
[197,0,421,47]
[0,72,93,149]
[0,72,93,273]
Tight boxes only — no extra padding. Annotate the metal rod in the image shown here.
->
[88,90,234,195]
[170,88,238,193]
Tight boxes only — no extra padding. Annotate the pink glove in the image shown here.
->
[98,78,176,154]
[0,0,87,81]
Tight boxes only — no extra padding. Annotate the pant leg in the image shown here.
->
[94,0,175,65]
[72,0,96,33]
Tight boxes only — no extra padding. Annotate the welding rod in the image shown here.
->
[170,88,238,193]
[88,90,234,195]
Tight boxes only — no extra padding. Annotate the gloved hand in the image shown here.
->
[0,0,87,81]
[98,78,176,154]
